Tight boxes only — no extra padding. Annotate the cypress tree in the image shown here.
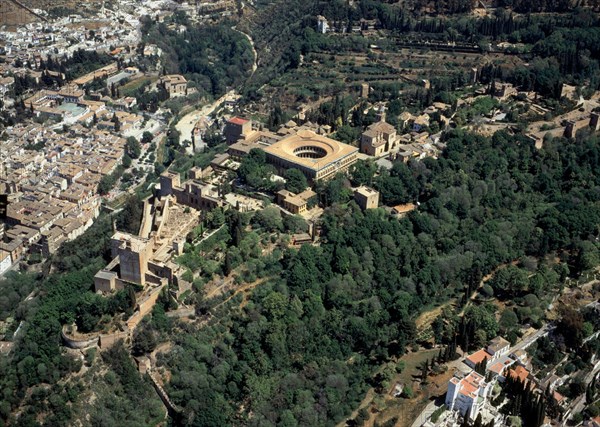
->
[224,251,232,276]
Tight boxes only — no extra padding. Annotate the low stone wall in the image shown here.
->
[148,261,173,284]
[165,307,195,318]
[99,330,129,348]
[126,283,167,330]
[62,284,167,350]
[138,197,154,239]
[61,325,99,349]
[154,197,171,237]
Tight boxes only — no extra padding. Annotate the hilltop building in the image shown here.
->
[354,186,379,210]
[225,117,253,144]
[445,370,492,420]
[160,74,188,97]
[391,203,416,217]
[276,188,317,215]
[464,336,510,369]
[111,232,153,286]
[159,170,224,211]
[360,120,399,157]
[317,16,329,34]
[94,232,154,292]
[361,83,370,98]
[264,130,358,182]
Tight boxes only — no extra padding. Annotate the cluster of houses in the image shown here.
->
[445,335,575,424]
[0,121,134,272]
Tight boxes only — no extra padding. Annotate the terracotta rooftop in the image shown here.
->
[460,383,477,398]
[489,360,508,374]
[228,117,249,125]
[367,120,396,134]
[508,365,530,383]
[457,370,486,399]
[553,391,565,403]
[466,348,491,366]
[392,203,416,214]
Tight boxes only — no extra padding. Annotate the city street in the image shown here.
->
[569,360,600,418]
[511,323,555,353]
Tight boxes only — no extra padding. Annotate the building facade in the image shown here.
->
[360,120,399,157]
[446,370,491,420]
[224,117,253,144]
[354,186,379,210]
[264,130,358,182]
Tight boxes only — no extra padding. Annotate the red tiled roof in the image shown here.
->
[466,349,491,365]
[489,361,506,374]
[229,117,249,125]
[392,203,416,214]
[459,381,478,398]
[508,365,530,383]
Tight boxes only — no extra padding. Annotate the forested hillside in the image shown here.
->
[140,14,254,97]
[2,1,600,426]
[0,198,157,426]
[159,130,600,426]
[242,1,600,101]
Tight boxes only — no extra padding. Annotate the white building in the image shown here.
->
[317,16,329,34]
[486,336,510,358]
[0,250,11,275]
[465,336,511,369]
[445,370,492,420]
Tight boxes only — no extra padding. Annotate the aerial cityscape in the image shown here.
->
[0,0,599,426]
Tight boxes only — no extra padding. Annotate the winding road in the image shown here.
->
[231,25,258,78]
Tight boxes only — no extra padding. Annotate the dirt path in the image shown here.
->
[231,26,258,78]
[212,276,269,311]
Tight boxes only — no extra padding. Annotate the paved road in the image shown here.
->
[569,361,600,418]
[410,400,439,427]
[511,323,555,353]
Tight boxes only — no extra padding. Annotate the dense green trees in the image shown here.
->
[0,198,145,425]
[284,168,308,193]
[115,195,144,235]
[375,161,420,206]
[94,341,164,425]
[253,205,284,232]
[125,136,142,159]
[503,375,546,427]
[349,159,377,187]
[98,164,125,195]
[274,3,600,97]
[159,125,600,425]
[39,49,112,81]
[143,17,253,97]
[490,265,530,298]
[238,148,279,191]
